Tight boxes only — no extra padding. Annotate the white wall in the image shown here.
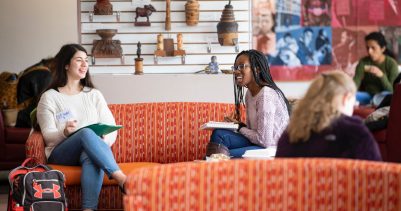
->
[0,0,310,103]
[92,74,310,103]
[0,0,78,72]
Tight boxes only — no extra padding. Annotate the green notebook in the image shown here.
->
[71,123,123,137]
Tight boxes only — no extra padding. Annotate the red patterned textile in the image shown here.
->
[25,102,237,210]
[109,102,237,163]
[25,131,46,163]
[124,158,401,211]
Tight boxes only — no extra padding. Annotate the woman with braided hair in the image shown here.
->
[276,71,381,161]
[208,50,290,158]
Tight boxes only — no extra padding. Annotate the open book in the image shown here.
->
[71,123,123,137]
[200,121,238,131]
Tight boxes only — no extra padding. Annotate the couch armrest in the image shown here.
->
[5,127,30,144]
[25,131,47,164]
[0,110,5,156]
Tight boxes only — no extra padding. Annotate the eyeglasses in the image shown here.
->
[231,64,250,71]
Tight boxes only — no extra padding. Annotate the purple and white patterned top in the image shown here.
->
[239,86,289,147]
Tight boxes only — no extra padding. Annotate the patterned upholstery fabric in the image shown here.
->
[124,158,401,211]
[25,102,237,210]
[109,102,237,163]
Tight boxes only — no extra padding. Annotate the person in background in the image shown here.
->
[353,31,399,105]
[208,50,290,158]
[36,44,127,211]
[276,71,382,161]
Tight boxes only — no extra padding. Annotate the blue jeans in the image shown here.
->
[48,128,120,210]
[356,91,372,105]
[210,129,263,158]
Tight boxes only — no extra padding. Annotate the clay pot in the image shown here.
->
[216,1,238,46]
[93,29,122,57]
[94,0,113,15]
[96,29,117,40]
[185,0,200,26]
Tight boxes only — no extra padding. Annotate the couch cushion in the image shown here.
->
[49,162,160,186]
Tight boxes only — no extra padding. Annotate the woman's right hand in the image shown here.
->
[64,120,78,137]
[224,112,239,123]
[364,65,384,78]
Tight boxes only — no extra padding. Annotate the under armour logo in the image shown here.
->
[33,182,61,199]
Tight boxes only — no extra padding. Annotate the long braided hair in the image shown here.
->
[233,50,290,121]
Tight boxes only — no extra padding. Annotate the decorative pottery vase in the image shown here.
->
[216,0,238,46]
[93,29,122,58]
[94,0,113,15]
[185,0,200,26]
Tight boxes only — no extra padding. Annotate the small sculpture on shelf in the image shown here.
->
[90,0,120,22]
[92,29,123,64]
[185,0,200,26]
[208,56,220,74]
[94,0,113,15]
[216,0,239,46]
[135,41,144,75]
[154,33,186,64]
[174,33,186,57]
[156,34,164,51]
[135,4,156,26]
[154,34,166,57]
[165,0,171,30]
[137,42,142,58]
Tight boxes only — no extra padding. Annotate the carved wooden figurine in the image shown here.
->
[135,41,144,75]
[135,4,156,26]
[154,34,166,57]
[177,33,183,50]
[157,34,164,51]
[174,33,186,57]
[165,0,171,31]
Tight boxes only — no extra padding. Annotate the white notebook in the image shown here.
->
[200,121,239,131]
[242,147,277,160]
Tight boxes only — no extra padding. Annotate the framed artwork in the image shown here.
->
[252,0,401,81]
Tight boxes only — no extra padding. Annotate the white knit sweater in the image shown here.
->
[37,87,117,158]
[239,86,289,147]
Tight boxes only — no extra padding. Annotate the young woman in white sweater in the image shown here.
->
[36,44,126,211]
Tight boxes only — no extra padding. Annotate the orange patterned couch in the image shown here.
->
[124,158,401,211]
[25,102,236,210]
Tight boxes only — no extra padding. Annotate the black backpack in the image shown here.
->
[7,158,68,211]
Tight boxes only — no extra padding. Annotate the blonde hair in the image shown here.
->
[287,71,356,143]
